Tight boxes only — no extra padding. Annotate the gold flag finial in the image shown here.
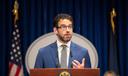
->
[110,8,116,34]
[12,0,19,25]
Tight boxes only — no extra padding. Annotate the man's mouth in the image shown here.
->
[65,34,71,36]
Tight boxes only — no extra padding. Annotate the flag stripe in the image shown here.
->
[15,66,21,76]
[9,64,17,76]
[19,67,23,76]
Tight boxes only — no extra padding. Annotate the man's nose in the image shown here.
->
[66,27,71,32]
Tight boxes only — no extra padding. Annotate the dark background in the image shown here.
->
[0,0,128,76]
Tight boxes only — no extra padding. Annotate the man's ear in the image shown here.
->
[53,27,58,34]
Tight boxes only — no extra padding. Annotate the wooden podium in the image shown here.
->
[30,68,100,76]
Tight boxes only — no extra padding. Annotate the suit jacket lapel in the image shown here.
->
[50,42,60,68]
[68,42,76,68]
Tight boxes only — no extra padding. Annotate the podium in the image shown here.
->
[30,68,100,76]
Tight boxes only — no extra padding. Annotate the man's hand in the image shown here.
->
[72,58,85,69]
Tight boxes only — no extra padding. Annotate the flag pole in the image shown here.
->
[109,8,119,75]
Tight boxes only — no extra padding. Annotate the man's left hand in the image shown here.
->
[72,58,85,69]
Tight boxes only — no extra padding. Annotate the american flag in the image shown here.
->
[9,24,24,76]
[9,0,24,76]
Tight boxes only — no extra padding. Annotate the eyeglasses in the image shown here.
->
[57,24,73,31]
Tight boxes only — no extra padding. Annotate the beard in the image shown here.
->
[57,34,72,43]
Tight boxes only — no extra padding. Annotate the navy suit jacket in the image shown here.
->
[34,41,91,68]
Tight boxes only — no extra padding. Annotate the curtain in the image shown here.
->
[1,0,128,76]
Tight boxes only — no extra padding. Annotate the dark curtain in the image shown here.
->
[1,0,128,76]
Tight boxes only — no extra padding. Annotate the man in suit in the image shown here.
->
[34,13,91,68]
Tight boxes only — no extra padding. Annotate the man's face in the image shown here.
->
[54,19,73,43]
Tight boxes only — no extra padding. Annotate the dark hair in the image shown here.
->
[53,13,73,28]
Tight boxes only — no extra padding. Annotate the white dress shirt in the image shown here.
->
[57,40,71,67]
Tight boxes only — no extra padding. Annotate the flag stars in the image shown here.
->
[16,29,19,33]
[13,49,17,52]
[16,41,18,45]
[17,46,20,50]
[16,59,19,62]
[14,25,18,28]
[11,56,14,60]
[12,44,15,48]
[14,37,18,40]
[17,34,20,38]
[18,52,21,55]
[13,31,16,35]
[15,54,18,58]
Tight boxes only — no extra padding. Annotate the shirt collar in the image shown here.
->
[57,40,71,48]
